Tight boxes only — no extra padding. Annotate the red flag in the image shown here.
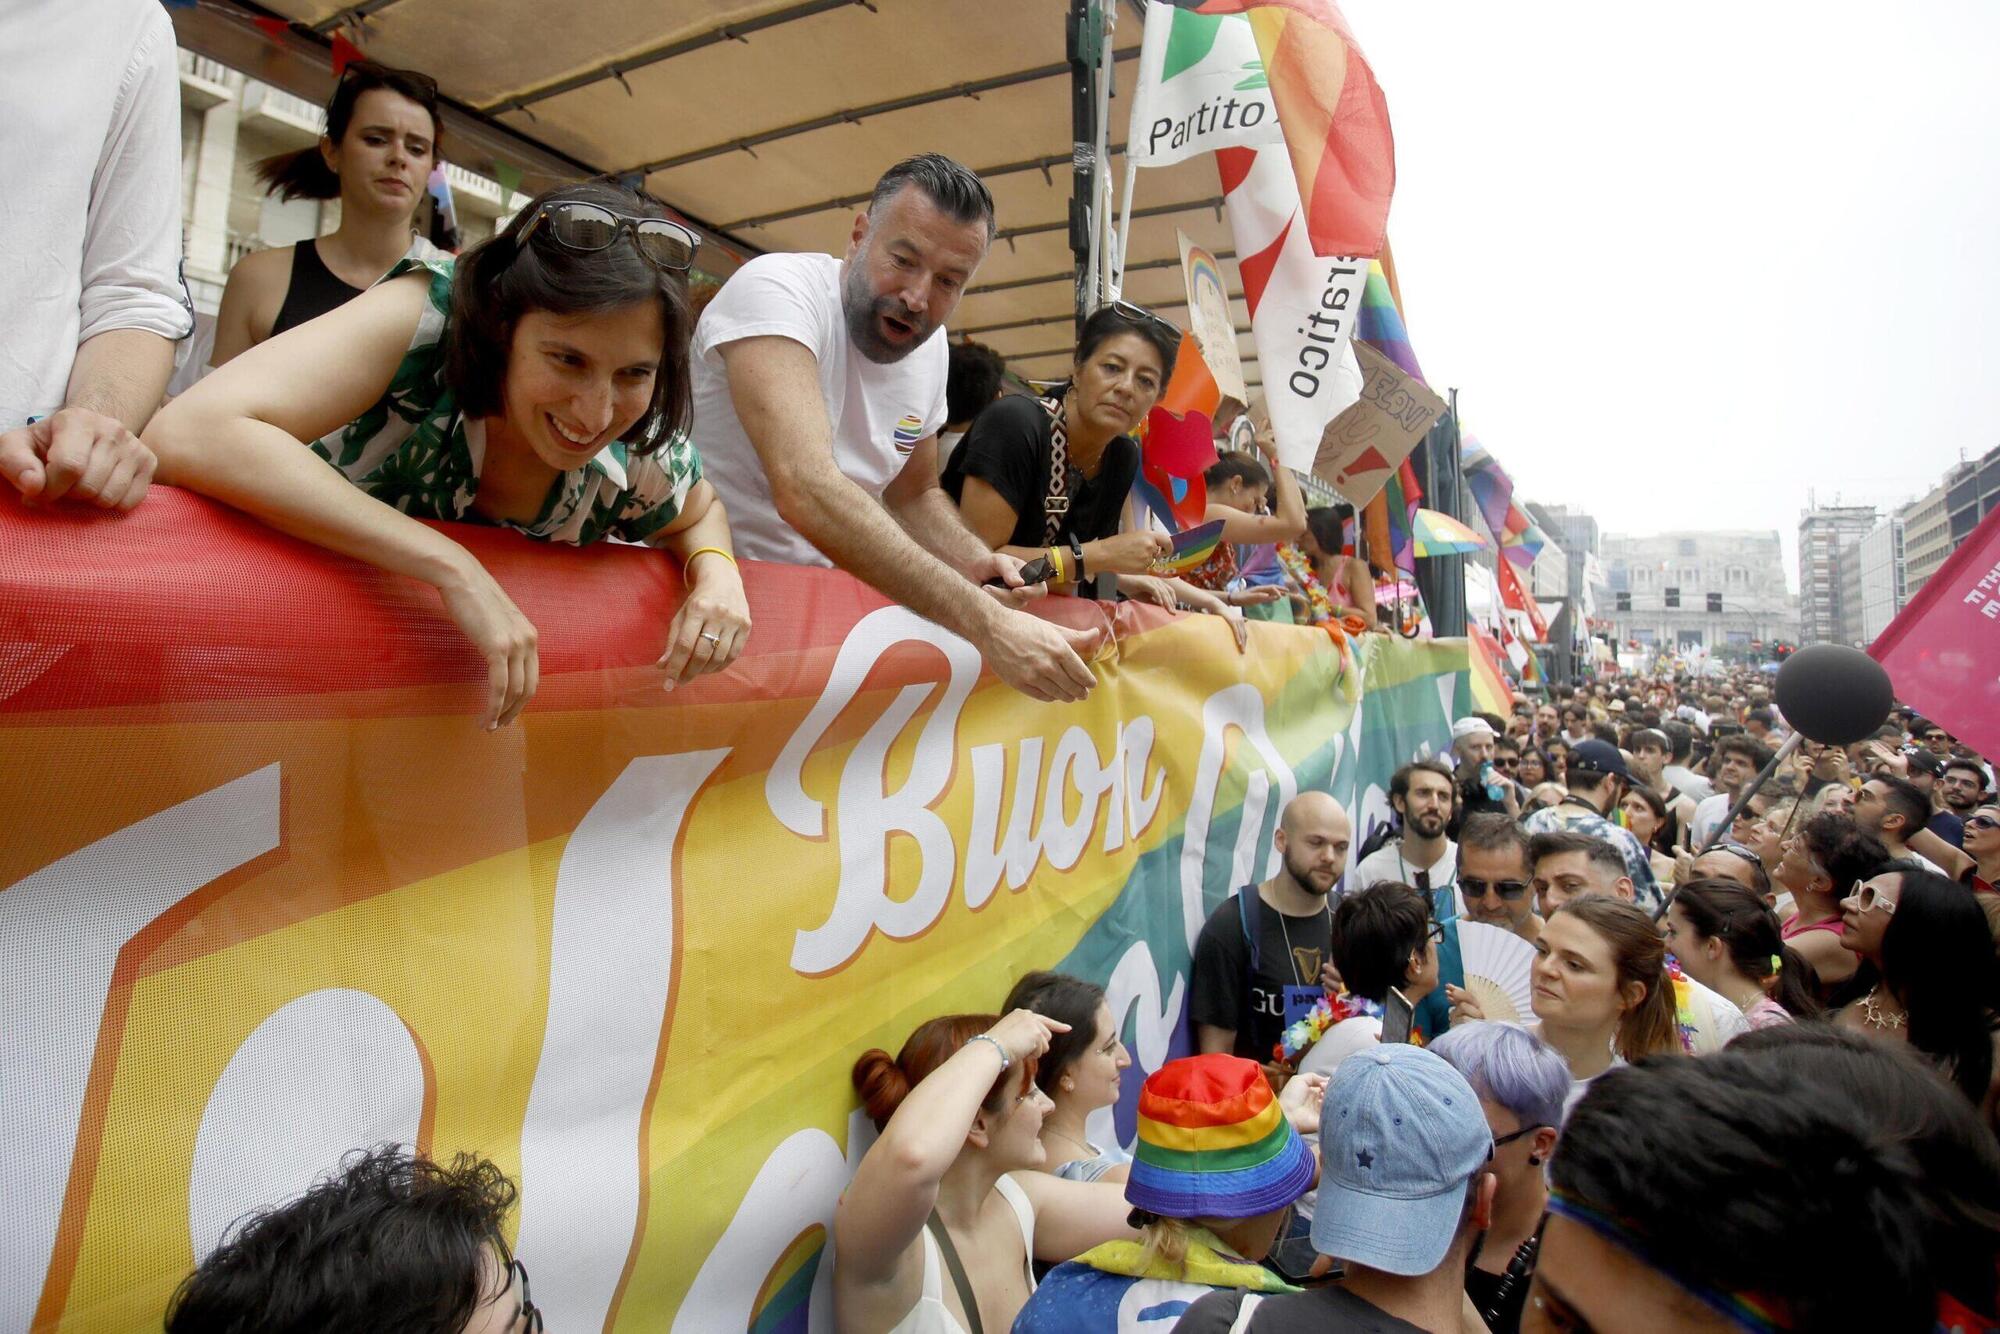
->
[252,16,290,38]
[1869,504,2000,761]
[1497,558,1547,641]
[330,32,366,76]
[1187,0,1395,257]
[1140,331,1222,479]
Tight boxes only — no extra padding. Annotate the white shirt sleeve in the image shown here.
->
[691,253,834,366]
[76,8,191,346]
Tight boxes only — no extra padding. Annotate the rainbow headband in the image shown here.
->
[1546,1189,1788,1331]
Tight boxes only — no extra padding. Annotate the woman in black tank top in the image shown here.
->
[208,62,443,366]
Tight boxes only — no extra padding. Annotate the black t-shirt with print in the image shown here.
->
[1189,887,1332,1063]
[1175,1284,1431,1333]
[940,394,1140,548]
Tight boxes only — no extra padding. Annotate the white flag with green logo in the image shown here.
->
[1127,3,1285,167]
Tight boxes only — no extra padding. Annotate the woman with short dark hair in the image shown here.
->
[211,62,448,368]
[147,179,748,729]
[943,302,1254,636]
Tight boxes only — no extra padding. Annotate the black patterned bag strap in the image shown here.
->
[1037,394,1070,546]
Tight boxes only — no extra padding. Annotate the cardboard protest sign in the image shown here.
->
[1179,230,1247,406]
[1312,340,1445,505]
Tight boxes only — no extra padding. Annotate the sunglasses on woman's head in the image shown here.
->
[518,201,699,273]
[1102,298,1181,345]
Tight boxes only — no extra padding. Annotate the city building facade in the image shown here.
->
[1900,474,1957,598]
[1797,505,1876,645]
[1855,517,1906,644]
[1600,531,1798,653]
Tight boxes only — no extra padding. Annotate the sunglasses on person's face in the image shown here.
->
[1102,298,1181,346]
[1850,883,1898,915]
[1493,1124,1546,1150]
[1462,876,1532,901]
[1967,814,2000,832]
[1492,756,1519,770]
[518,201,700,273]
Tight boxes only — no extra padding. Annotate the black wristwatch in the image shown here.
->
[1067,537,1087,581]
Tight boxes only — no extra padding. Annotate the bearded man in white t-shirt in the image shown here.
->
[691,154,1103,702]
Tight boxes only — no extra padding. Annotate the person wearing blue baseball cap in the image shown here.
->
[1174,1044,1497,1333]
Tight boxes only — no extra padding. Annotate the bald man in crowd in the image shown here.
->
[1190,791,1352,1064]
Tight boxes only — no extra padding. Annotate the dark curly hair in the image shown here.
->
[164,1145,519,1333]
[445,177,694,453]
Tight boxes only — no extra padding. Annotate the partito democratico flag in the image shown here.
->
[1870,502,2000,762]
[1217,142,1365,472]
[1128,2,1286,166]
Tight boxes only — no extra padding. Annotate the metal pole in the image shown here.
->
[1066,0,1102,339]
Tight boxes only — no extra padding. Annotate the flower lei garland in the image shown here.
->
[1275,990,1425,1066]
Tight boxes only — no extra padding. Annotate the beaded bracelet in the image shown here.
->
[964,1033,1011,1072]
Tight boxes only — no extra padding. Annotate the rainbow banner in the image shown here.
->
[0,489,1473,1331]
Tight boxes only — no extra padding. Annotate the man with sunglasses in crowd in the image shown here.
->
[1,0,193,513]
[691,153,1105,703]
[1458,813,1540,945]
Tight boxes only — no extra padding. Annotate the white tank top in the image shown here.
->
[886,1174,1038,1334]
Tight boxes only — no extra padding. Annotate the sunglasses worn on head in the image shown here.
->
[518,201,700,273]
[1715,842,1764,868]
[1462,876,1531,901]
[1102,298,1181,345]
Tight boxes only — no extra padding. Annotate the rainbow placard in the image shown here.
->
[0,488,1473,1330]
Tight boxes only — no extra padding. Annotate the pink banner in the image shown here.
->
[1870,504,2000,759]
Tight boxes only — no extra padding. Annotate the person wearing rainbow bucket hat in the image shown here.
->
[1011,1054,1326,1333]
[1177,1044,1498,1333]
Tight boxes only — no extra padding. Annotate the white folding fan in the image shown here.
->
[1453,921,1539,1024]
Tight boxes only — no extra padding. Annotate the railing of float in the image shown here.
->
[0,488,1476,1330]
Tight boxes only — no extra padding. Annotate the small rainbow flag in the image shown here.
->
[1151,519,1227,575]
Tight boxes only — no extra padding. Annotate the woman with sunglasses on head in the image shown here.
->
[1771,811,1887,1000]
[1835,865,2000,1128]
[1663,879,1821,1029]
[1429,1021,1571,1334]
[839,1009,1139,1334]
[210,63,447,368]
[941,303,1254,642]
[147,180,747,729]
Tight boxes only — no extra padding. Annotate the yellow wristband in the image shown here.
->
[1048,545,1066,584]
[685,546,737,570]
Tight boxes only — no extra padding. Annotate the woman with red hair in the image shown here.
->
[836,1009,1135,1333]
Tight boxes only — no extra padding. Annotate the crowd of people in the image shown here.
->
[14,13,2000,1332]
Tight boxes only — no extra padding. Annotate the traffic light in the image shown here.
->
[1615,591,1631,611]
[1707,592,1723,613]
[1664,587,1680,608]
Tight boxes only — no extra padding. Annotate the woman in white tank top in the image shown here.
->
[836,1008,1137,1333]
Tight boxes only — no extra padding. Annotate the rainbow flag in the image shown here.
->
[1467,624,1516,714]
[1179,0,1395,257]
[1353,256,1425,572]
[1151,518,1227,575]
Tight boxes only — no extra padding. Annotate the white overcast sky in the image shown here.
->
[1337,0,2000,586]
